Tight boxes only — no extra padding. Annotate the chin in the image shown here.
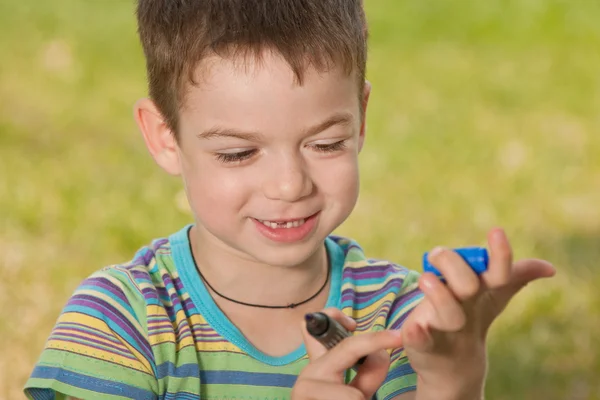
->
[248,239,324,268]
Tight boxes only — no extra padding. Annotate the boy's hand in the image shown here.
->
[292,308,402,400]
[403,228,556,400]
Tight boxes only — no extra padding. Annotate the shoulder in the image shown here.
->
[85,235,175,299]
[65,235,177,334]
[328,235,421,289]
[327,235,423,329]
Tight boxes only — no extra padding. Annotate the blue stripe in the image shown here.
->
[161,391,200,400]
[381,385,417,400]
[29,365,155,400]
[199,370,298,387]
[156,362,199,380]
[385,362,416,382]
[23,388,54,400]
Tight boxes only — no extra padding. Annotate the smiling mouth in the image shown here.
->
[256,218,307,229]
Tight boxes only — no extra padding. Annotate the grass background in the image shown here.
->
[1,0,599,398]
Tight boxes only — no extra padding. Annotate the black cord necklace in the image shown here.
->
[187,233,330,309]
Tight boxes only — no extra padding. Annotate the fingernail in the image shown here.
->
[428,246,444,260]
[492,228,505,241]
[421,276,434,290]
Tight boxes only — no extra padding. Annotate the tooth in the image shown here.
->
[258,218,309,229]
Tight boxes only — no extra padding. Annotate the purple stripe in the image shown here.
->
[195,333,225,339]
[69,294,154,362]
[172,276,185,292]
[354,301,393,324]
[50,337,137,360]
[390,346,407,359]
[138,248,156,265]
[343,270,394,280]
[388,290,423,330]
[354,299,389,318]
[148,328,192,339]
[54,325,122,346]
[148,328,178,335]
[342,264,397,278]
[147,315,170,321]
[191,325,217,333]
[131,269,152,281]
[84,277,129,304]
[182,298,195,310]
[142,287,160,301]
[390,287,423,310]
[341,279,404,303]
[154,285,169,298]
[169,291,183,306]
[148,318,193,338]
[153,238,169,248]
[390,312,411,331]
[148,321,175,329]
[51,332,132,357]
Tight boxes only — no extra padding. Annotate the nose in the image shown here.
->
[262,155,313,202]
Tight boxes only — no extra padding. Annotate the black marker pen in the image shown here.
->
[305,312,366,365]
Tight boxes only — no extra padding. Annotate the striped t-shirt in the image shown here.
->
[25,225,423,400]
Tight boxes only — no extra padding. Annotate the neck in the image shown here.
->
[188,225,329,307]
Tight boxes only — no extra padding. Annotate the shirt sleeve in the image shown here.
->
[24,269,158,400]
[376,269,424,400]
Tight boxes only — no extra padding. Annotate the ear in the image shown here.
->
[358,80,371,153]
[134,98,181,176]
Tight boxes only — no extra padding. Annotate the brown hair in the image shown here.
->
[136,0,368,136]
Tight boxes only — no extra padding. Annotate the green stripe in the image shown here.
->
[37,350,155,388]
[25,377,140,400]
[199,383,292,399]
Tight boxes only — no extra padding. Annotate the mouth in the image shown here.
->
[254,211,319,229]
[252,212,320,243]
[256,218,308,229]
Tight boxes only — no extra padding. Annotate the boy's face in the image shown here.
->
[137,51,370,267]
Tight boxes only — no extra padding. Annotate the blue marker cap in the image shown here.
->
[423,247,489,278]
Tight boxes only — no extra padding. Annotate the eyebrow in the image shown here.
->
[196,112,355,142]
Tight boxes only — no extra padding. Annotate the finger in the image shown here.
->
[292,379,366,400]
[349,348,391,398]
[427,247,480,301]
[402,315,435,352]
[481,228,513,288]
[306,329,403,378]
[494,258,556,302]
[301,308,357,361]
[418,273,466,332]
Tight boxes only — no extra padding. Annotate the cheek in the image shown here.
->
[181,159,252,218]
[315,154,360,203]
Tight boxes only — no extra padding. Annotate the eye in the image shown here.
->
[214,149,257,164]
[311,140,348,153]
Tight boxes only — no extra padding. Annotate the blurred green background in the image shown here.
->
[1,0,599,398]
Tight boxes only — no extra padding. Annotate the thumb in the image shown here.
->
[490,258,556,312]
[301,308,357,361]
[349,347,392,397]
[506,258,555,296]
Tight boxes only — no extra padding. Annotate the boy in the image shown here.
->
[24,1,555,399]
